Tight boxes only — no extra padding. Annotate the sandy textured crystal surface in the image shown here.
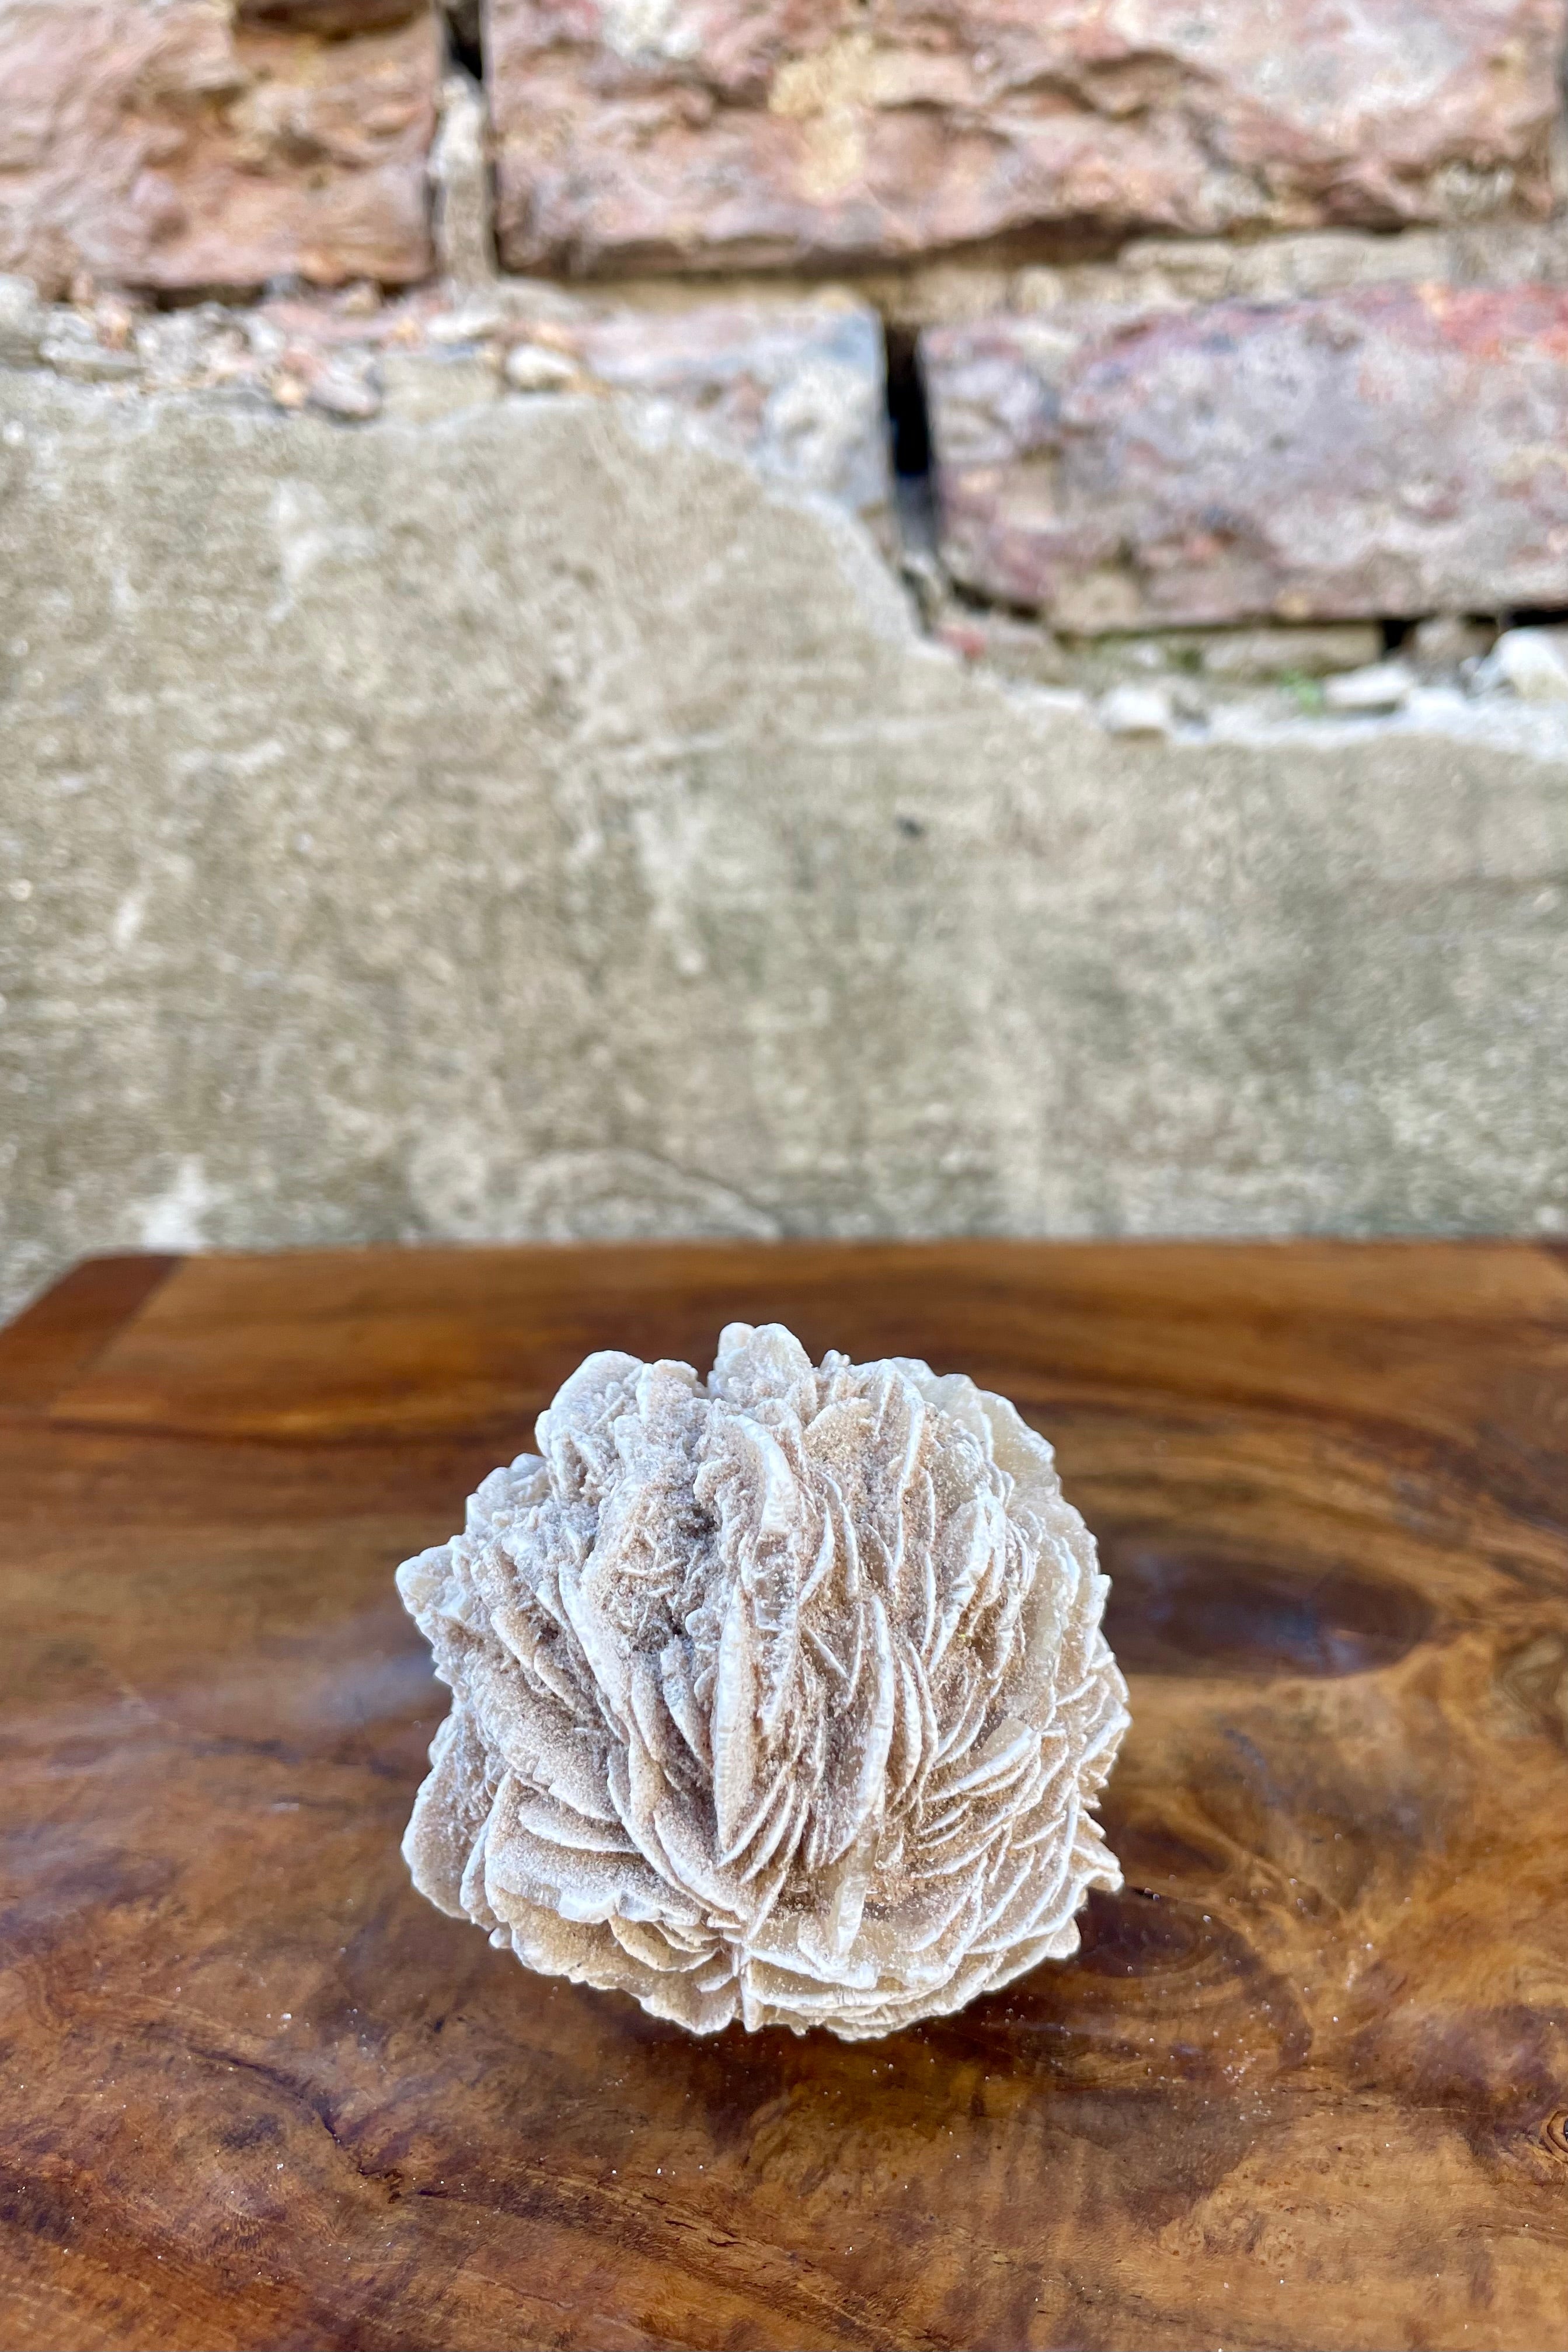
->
[397,1324,1129,2038]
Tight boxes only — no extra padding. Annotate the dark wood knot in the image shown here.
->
[1099,1543,1433,1679]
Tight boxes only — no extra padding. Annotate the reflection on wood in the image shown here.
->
[1,1242,1565,2351]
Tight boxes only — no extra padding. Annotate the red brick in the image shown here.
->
[923,283,1568,628]
[0,1,439,297]
[487,0,1564,277]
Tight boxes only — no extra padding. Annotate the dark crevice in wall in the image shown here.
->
[883,324,939,560]
[515,209,1487,299]
[442,0,483,81]
[238,1,425,25]
[1500,604,1568,628]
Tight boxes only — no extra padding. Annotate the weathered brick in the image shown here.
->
[0,1,439,297]
[529,299,891,522]
[488,0,1564,277]
[924,284,1568,628]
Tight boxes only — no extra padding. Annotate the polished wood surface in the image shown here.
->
[2,1242,1566,2352]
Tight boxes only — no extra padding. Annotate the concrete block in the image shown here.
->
[1,368,1565,1318]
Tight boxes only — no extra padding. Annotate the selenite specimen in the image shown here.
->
[398,1323,1129,2039]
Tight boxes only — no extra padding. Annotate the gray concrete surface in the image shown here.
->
[2,366,1566,1318]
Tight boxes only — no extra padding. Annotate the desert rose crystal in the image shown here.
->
[397,1323,1128,2038]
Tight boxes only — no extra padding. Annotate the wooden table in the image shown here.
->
[2,1243,1566,2352]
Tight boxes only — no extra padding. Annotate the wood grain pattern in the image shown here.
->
[0,1253,180,1412]
[1,1241,1566,2352]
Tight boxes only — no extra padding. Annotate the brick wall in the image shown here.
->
[5,0,1568,646]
